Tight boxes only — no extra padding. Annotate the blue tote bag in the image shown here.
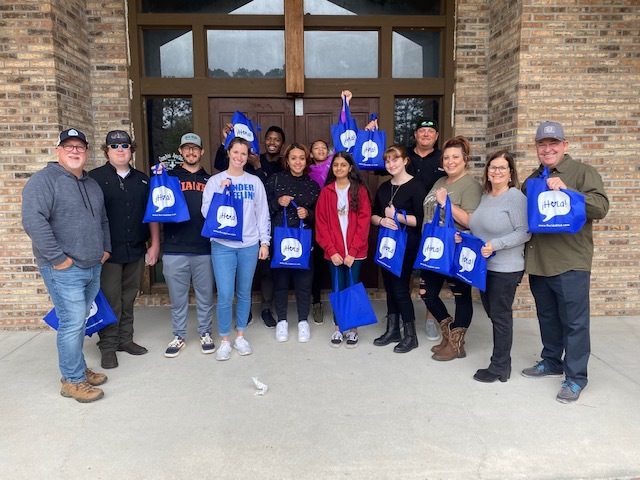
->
[143,165,190,223]
[271,201,312,269]
[526,167,586,234]
[413,197,456,276]
[43,289,117,337]
[331,96,358,153]
[374,210,407,277]
[452,232,488,292]
[223,110,261,155]
[353,114,386,171]
[201,183,244,241]
[329,269,378,333]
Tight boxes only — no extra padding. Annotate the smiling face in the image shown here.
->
[384,151,408,178]
[414,127,439,151]
[487,155,511,191]
[107,143,132,170]
[57,140,88,177]
[331,155,352,181]
[228,141,249,170]
[179,143,204,168]
[536,138,568,169]
[286,147,307,176]
[310,141,329,163]
[264,131,284,156]
[442,146,467,180]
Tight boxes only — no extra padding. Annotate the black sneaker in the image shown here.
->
[261,308,276,328]
[521,361,563,378]
[345,331,359,348]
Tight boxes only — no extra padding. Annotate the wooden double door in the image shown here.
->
[209,97,384,289]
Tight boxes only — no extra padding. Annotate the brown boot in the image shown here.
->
[60,381,104,403]
[431,317,453,353]
[85,368,108,386]
[432,327,467,361]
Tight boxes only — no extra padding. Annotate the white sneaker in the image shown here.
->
[233,336,252,356]
[298,321,311,343]
[425,318,441,341]
[345,330,359,348]
[200,333,216,354]
[276,321,289,342]
[216,340,232,361]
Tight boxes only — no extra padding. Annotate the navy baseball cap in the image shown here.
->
[57,128,88,146]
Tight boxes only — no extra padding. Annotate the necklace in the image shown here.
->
[388,183,401,207]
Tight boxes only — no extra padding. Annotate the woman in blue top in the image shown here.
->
[467,150,530,382]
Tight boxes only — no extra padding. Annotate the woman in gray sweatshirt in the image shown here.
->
[467,150,530,383]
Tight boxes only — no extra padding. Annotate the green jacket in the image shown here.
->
[522,154,609,276]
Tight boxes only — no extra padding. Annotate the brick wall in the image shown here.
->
[0,1,131,327]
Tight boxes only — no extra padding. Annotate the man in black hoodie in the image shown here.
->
[162,133,215,358]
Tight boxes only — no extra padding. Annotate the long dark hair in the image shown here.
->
[324,151,370,212]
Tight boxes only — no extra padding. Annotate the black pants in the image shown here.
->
[97,257,145,352]
[255,258,274,311]
[420,269,473,329]
[311,241,326,304]
[273,267,313,323]
[529,271,591,388]
[381,243,418,323]
[480,270,524,376]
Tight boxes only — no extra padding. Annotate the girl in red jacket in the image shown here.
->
[316,152,372,347]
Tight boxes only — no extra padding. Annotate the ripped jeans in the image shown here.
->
[420,269,473,329]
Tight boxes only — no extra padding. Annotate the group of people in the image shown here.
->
[22,99,608,405]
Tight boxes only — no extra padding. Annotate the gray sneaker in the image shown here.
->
[425,318,441,341]
[556,381,583,403]
[521,361,563,378]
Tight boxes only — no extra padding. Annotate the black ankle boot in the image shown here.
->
[373,314,401,346]
[394,320,418,353]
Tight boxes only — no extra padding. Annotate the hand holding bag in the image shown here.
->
[374,209,407,277]
[353,114,386,171]
[526,167,586,234]
[143,164,190,223]
[452,232,488,291]
[43,289,117,337]
[413,197,456,276]
[331,95,358,153]
[270,200,312,269]
[329,268,378,332]
[223,110,261,155]
[201,183,244,241]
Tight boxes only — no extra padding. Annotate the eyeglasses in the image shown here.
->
[109,143,130,150]
[488,165,509,172]
[181,146,202,152]
[60,144,87,153]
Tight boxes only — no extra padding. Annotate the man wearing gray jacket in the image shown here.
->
[22,128,112,403]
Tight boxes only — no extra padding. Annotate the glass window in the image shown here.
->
[142,0,284,14]
[145,97,193,168]
[394,97,440,146]
[393,30,441,78]
[207,30,285,78]
[304,0,441,15]
[304,31,378,78]
[143,30,194,78]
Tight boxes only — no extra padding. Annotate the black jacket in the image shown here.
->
[265,172,320,229]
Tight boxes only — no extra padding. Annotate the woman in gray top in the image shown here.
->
[467,150,530,382]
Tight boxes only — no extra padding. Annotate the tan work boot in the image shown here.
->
[432,327,467,361]
[84,368,108,386]
[60,381,104,403]
[431,317,453,353]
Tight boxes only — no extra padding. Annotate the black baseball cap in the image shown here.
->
[57,128,88,146]
[414,118,438,132]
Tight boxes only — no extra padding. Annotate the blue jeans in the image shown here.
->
[40,264,102,383]
[211,241,259,337]
[529,271,591,388]
[328,261,363,326]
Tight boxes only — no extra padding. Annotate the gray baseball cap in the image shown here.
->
[180,132,202,147]
[535,121,565,142]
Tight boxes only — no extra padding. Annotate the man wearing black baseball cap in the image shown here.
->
[89,130,160,368]
[22,127,111,402]
[406,117,446,194]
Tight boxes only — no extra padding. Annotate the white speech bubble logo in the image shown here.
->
[340,129,357,149]
[458,246,477,273]
[378,237,397,260]
[152,186,175,213]
[538,190,571,222]
[361,140,378,161]
[217,206,238,229]
[422,237,444,261]
[281,238,303,262]
[233,124,255,143]
[86,301,98,320]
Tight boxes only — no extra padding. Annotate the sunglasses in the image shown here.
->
[109,143,131,150]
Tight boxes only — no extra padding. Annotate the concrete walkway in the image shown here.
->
[1,300,639,480]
